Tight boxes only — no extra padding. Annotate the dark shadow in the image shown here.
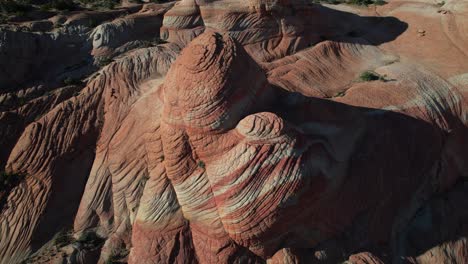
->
[0,28,95,92]
[403,178,468,258]
[261,86,468,262]
[0,170,25,212]
[292,4,408,51]
[28,129,100,253]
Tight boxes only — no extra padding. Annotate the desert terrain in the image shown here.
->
[0,0,468,263]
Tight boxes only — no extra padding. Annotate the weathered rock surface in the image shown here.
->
[1,0,468,263]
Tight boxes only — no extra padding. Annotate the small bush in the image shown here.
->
[359,71,381,82]
[334,91,346,97]
[96,56,113,67]
[312,0,341,4]
[374,0,386,5]
[140,175,150,185]
[436,1,445,7]
[54,230,75,247]
[197,161,205,169]
[152,36,167,45]
[349,0,373,5]
[91,0,119,10]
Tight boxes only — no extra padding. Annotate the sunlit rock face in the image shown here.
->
[1,0,468,263]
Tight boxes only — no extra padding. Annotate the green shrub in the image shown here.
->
[96,56,113,67]
[374,0,387,5]
[312,0,342,4]
[359,71,381,82]
[91,0,119,10]
[77,231,104,246]
[152,36,167,45]
[349,0,374,5]
[197,161,205,169]
[54,230,75,247]
[334,91,346,97]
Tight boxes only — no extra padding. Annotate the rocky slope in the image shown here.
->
[1,0,468,263]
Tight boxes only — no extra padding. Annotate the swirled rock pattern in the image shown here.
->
[1,0,468,263]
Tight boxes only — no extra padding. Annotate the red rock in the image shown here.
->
[348,252,384,264]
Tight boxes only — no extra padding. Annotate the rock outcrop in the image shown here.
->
[1,0,468,263]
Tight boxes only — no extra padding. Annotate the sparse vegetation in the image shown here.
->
[3,93,28,107]
[334,91,346,97]
[359,70,386,82]
[105,258,117,264]
[197,160,205,169]
[1,0,122,18]
[69,0,119,10]
[436,1,445,7]
[373,0,386,5]
[77,231,104,246]
[312,0,341,4]
[349,0,385,6]
[151,36,167,45]
[0,0,173,23]
[92,0,119,10]
[140,174,150,185]
[96,56,113,67]
[54,230,76,247]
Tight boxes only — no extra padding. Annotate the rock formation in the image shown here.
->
[1,0,468,263]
